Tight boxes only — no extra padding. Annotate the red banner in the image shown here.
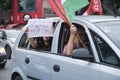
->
[86,0,102,15]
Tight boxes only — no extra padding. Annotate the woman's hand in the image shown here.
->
[70,25,77,35]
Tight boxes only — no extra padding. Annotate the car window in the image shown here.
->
[18,33,29,48]
[18,32,53,51]
[74,23,92,53]
[59,23,93,58]
[30,37,53,51]
[90,30,120,66]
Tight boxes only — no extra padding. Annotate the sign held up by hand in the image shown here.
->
[27,18,54,38]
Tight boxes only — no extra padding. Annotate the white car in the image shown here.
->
[0,29,21,59]
[11,16,120,80]
[0,35,7,68]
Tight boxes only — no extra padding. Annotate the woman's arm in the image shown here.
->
[65,25,77,56]
[28,38,37,48]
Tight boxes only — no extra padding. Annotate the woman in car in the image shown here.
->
[64,25,85,56]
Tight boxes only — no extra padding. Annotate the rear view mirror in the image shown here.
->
[71,48,94,61]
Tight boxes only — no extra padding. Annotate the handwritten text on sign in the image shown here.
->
[27,19,54,38]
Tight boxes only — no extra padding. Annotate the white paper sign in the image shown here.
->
[27,19,54,38]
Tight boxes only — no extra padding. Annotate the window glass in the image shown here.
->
[18,33,28,48]
[18,0,36,12]
[90,30,120,66]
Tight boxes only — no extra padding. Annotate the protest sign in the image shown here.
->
[27,19,54,38]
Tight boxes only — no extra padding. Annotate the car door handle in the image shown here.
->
[53,65,60,72]
[25,57,30,64]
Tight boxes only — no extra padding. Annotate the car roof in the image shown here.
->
[74,15,120,23]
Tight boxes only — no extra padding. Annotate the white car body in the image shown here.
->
[11,16,120,80]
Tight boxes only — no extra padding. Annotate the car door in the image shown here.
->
[17,33,52,80]
[51,23,99,80]
[51,55,100,80]
[23,50,52,80]
[90,30,120,80]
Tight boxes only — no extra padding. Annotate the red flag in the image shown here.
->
[84,0,102,15]
[48,0,89,25]
[48,0,68,23]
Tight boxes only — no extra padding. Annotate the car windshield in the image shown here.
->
[5,29,21,38]
[94,21,120,49]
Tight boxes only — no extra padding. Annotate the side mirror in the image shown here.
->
[0,32,6,40]
[0,32,3,37]
[71,48,94,61]
[0,33,4,40]
[0,35,5,40]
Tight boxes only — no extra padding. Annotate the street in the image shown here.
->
[0,60,11,80]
